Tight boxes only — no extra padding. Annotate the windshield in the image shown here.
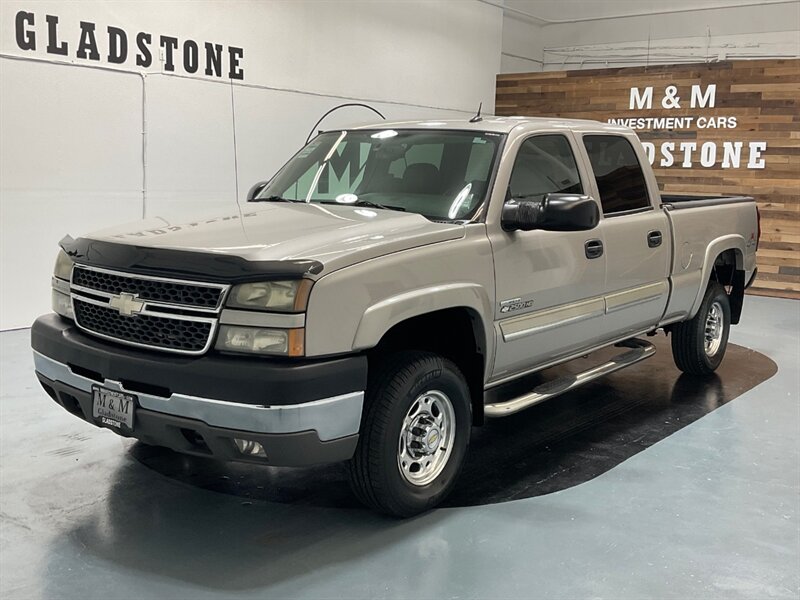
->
[255,129,503,221]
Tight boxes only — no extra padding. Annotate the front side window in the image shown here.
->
[257,129,503,221]
[508,134,583,202]
[582,135,650,214]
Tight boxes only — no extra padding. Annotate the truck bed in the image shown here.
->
[659,194,758,325]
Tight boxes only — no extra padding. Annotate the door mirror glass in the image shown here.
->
[501,193,600,232]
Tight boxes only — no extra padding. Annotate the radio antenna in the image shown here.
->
[305,103,386,145]
[469,102,483,123]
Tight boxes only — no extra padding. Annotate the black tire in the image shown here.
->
[671,282,731,375]
[348,351,471,517]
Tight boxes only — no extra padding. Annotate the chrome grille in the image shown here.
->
[73,299,213,352]
[72,265,223,309]
[69,265,228,355]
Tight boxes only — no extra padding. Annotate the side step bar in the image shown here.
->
[484,339,656,418]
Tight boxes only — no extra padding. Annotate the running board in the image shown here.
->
[484,339,656,418]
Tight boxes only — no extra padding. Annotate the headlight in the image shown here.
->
[215,325,304,356]
[226,280,311,312]
[53,249,74,281]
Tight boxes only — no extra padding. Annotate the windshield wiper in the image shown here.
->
[353,200,406,212]
[319,199,406,212]
[250,195,305,203]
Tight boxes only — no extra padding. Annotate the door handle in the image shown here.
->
[585,239,604,259]
[648,230,663,248]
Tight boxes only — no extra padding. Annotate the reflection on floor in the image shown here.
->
[451,339,777,505]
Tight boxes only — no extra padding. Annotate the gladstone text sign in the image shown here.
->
[13,9,245,79]
[495,59,800,299]
[609,84,766,170]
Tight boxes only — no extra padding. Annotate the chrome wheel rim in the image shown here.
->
[397,390,456,486]
[704,301,724,357]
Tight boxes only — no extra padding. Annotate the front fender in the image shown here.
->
[352,283,493,354]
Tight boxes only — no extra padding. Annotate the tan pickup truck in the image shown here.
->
[32,117,759,516]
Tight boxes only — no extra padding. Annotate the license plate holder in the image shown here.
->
[92,385,137,432]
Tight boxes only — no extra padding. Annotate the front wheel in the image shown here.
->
[671,282,731,375]
[348,351,471,517]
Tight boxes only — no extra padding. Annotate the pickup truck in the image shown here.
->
[31,117,759,516]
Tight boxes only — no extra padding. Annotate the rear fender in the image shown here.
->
[688,235,745,319]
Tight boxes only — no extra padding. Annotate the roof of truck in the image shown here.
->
[343,116,632,135]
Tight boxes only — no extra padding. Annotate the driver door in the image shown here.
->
[489,133,607,382]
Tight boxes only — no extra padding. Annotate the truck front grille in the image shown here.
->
[73,266,223,309]
[73,300,213,352]
[69,265,228,355]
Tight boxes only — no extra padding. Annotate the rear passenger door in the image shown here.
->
[580,134,671,335]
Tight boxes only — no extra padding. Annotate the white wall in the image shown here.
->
[500,13,545,73]
[0,0,503,329]
[500,0,800,72]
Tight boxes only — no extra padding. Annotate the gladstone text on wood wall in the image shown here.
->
[496,59,799,299]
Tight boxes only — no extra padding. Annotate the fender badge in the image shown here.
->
[500,298,534,313]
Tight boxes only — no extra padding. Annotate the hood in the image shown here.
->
[84,202,465,276]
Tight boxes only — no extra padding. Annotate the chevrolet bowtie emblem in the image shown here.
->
[108,292,145,317]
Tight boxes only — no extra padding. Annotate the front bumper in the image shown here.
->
[31,314,367,466]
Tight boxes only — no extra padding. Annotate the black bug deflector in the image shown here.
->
[60,236,324,283]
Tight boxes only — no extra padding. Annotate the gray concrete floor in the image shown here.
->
[1,295,798,600]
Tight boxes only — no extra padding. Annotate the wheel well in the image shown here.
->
[711,248,745,324]
[367,307,486,425]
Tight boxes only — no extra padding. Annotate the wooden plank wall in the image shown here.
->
[496,59,800,299]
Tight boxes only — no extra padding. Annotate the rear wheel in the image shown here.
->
[671,282,731,375]
[348,351,471,517]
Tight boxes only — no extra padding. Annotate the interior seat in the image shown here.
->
[399,163,442,194]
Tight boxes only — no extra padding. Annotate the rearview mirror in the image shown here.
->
[501,193,600,232]
[246,180,270,202]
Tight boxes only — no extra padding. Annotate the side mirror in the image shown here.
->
[246,180,270,202]
[501,193,600,232]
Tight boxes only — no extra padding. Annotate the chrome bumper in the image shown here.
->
[33,351,364,442]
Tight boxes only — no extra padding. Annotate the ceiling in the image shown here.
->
[502,0,797,23]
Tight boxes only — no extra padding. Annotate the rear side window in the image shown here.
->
[583,135,650,214]
[508,135,583,202]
